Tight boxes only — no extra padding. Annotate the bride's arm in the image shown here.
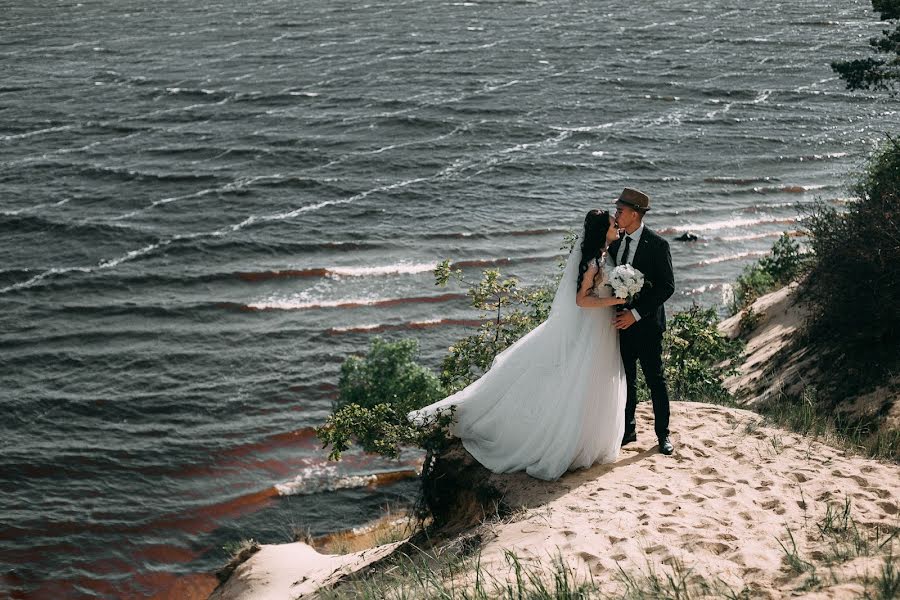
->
[576,263,626,308]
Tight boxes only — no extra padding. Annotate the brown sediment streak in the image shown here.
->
[250,457,313,477]
[0,486,280,550]
[236,268,329,281]
[131,543,198,565]
[143,572,218,600]
[326,318,486,335]
[175,428,319,478]
[452,257,514,268]
[218,427,318,460]
[22,570,217,600]
[370,469,419,486]
[410,318,483,329]
[149,487,279,534]
[362,292,466,308]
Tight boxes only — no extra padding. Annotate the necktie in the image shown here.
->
[621,235,632,265]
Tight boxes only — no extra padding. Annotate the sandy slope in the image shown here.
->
[210,402,899,599]
[471,402,899,597]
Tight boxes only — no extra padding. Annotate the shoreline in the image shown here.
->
[208,284,900,599]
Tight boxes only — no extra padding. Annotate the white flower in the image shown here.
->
[607,265,645,302]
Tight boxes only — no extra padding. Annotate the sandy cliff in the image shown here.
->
[210,286,899,599]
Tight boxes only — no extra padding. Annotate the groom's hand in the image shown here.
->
[614,310,636,330]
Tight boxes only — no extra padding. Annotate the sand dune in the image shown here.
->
[210,402,899,598]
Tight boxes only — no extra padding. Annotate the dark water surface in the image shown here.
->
[1,0,897,597]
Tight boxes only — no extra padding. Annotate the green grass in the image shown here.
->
[322,548,756,599]
[769,495,900,596]
[863,552,900,600]
[776,527,815,575]
[755,387,900,462]
[320,548,597,600]
[615,558,751,600]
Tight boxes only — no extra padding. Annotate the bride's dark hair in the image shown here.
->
[576,209,611,294]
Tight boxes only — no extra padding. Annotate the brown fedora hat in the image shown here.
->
[616,187,650,212]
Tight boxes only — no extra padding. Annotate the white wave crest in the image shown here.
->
[696,250,769,266]
[275,464,378,496]
[328,323,384,332]
[669,216,798,233]
[329,262,437,277]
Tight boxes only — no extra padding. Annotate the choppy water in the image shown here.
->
[1,0,897,597]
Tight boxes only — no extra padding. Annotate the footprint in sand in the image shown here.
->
[693,476,725,486]
[878,501,898,515]
[760,499,786,515]
[700,541,731,555]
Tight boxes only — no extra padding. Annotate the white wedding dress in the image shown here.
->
[409,232,626,481]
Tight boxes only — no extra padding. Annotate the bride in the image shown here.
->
[410,210,627,481]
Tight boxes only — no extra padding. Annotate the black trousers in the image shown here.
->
[619,324,670,440]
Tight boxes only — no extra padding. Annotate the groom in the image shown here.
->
[608,188,676,455]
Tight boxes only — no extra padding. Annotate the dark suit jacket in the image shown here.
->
[608,226,675,335]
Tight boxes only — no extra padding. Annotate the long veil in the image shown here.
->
[408,228,623,480]
[409,230,590,417]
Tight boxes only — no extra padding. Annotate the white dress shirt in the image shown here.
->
[616,223,645,322]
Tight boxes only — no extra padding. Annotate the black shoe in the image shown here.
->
[622,431,637,445]
[658,436,674,455]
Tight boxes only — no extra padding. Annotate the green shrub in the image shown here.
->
[434,249,562,393]
[759,233,805,283]
[802,139,900,379]
[729,233,806,314]
[316,338,452,460]
[729,263,776,315]
[660,305,743,403]
[335,337,444,413]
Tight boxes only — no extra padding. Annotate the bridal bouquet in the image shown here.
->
[607,264,645,304]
